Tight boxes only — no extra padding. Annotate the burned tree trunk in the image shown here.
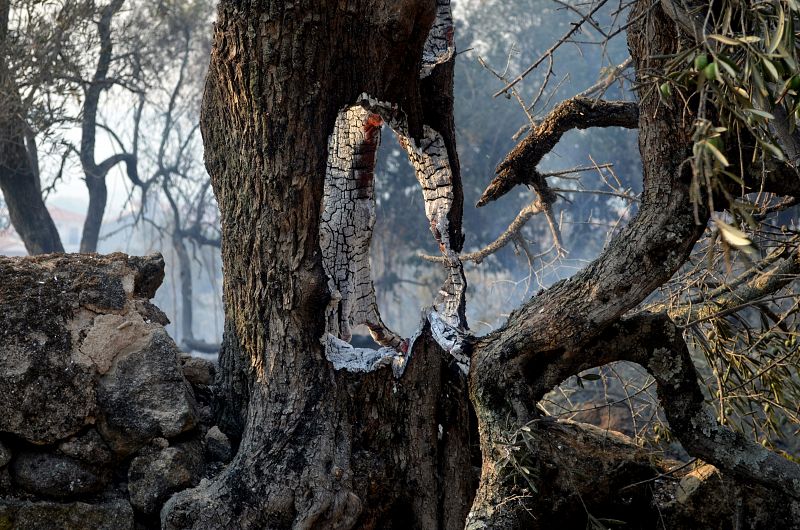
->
[164,2,475,528]
[162,0,800,528]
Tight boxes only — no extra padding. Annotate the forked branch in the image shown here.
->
[420,199,546,264]
[522,310,800,499]
[477,97,638,208]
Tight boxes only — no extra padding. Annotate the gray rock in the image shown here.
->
[0,440,10,468]
[0,253,167,446]
[179,355,216,387]
[97,330,199,455]
[0,340,96,445]
[0,497,134,530]
[57,429,113,467]
[10,452,104,498]
[127,440,204,515]
[204,426,232,463]
[134,300,170,326]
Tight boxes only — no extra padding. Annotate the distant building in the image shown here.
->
[0,205,86,256]
[51,206,86,252]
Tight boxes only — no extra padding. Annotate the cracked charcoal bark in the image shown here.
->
[420,0,455,79]
[320,106,404,352]
[321,0,468,374]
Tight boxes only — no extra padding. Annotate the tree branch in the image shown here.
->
[477,98,639,208]
[472,2,704,423]
[516,310,800,499]
[78,0,129,253]
[420,199,545,264]
[659,0,800,182]
[491,0,611,98]
[577,57,633,98]
[589,313,800,499]
[665,240,800,326]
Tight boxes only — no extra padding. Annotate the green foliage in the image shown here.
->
[496,422,539,494]
[688,315,800,450]
[659,0,800,217]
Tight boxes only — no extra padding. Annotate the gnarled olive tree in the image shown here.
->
[164,0,800,528]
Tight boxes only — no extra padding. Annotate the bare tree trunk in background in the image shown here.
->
[163,177,203,353]
[0,0,64,255]
[174,233,195,345]
[78,0,137,253]
[171,220,220,355]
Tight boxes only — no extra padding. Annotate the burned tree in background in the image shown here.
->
[0,0,223,355]
[0,0,217,256]
[0,0,67,254]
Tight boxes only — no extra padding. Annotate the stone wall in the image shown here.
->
[0,253,229,529]
[1,253,796,529]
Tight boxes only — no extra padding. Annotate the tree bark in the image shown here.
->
[164,2,475,528]
[0,0,64,255]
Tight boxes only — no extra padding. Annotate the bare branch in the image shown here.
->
[477,98,638,208]
[420,199,546,264]
[492,0,611,98]
[663,240,800,327]
[576,57,633,98]
[643,321,800,493]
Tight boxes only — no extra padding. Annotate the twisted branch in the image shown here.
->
[477,98,639,208]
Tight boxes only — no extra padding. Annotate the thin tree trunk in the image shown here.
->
[79,172,107,253]
[173,231,220,354]
[174,233,193,344]
[78,0,132,253]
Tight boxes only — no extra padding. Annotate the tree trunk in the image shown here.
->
[161,1,800,528]
[164,2,476,528]
[79,172,108,254]
[173,231,220,354]
[174,233,194,346]
[464,3,703,526]
[78,0,132,254]
[0,0,64,255]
